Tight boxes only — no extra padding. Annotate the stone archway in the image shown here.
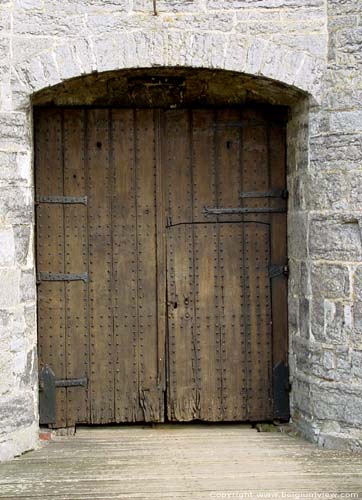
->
[1,30,323,459]
[13,32,322,107]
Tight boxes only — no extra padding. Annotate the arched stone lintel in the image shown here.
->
[13,31,324,107]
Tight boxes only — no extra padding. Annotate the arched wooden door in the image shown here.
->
[35,106,288,427]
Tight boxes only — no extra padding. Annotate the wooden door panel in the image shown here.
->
[36,105,287,425]
[111,109,143,422]
[243,223,273,420]
[36,108,163,426]
[164,107,286,422]
[87,109,115,423]
[218,223,247,421]
[35,109,67,428]
[133,109,163,422]
[166,224,197,421]
[63,109,89,425]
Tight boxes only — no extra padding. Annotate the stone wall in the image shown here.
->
[0,0,361,460]
[288,0,362,451]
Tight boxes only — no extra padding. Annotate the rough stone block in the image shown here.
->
[328,0,361,16]
[74,39,96,75]
[0,227,15,267]
[20,270,36,303]
[330,110,362,133]
[0,270,20,308]
[42,0,130,14]
[133,0,199,12]
[288,212,308,260]
[288,294,299,332]
[0,422,38,463]
[305,172,350,211]
[311,263,350,299]
[0,112,31,150]
[12,10,85,37]
[12,37,55,67]
[311,298,352,344]
[54,45,83,82]
[225,36,249,71]
[0,187,33,225]
[310,133,362,170]
[288,259,300,296]
[244,38,268,75]
[352,350,362,380]
[185,32,227,69]
[207,0,323,8]
[309,215,362,261]
[13,225,32,268]
[313,386,362,427]
[0,150,31,185]
[299,297,311,339]
[337,27,362,54]
[0,394,36,436]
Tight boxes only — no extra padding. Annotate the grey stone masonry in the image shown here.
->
[0,0,361,460]
[287,0,362,451]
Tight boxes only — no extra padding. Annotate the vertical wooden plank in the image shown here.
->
[134,109,163,422]
[269,121,288,368]
[242,108,273,420]
[35,108,66,427]
[166,225,197,420]
[214,109,247,420]
[63,109,89,425]
[163,110,193,226]
[155,109,167,412]
[192,110,222,421]
[87,109,114,423]
[244,222,273,419]
[163,110,197,421]
[215,109,243,217]
[111,109,143,422]
[218,223,248,421]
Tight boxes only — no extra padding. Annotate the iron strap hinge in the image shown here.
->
[36,195,88,205]
[39,365,88,425]
[203,207,286,216]
[240,189,288,199]
[37,272,88,283]
[269,264,289,279]
[55,377,88,388]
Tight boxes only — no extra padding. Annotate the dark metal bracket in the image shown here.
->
[203,207,286,216]
[240,189,288,199]
[213,120,267,129]
[269,265,289,279]
[36,196,87,205]
[55,377,88,388]
[39,365,88,425]
[37,272,88,283]
[273,362,290,420]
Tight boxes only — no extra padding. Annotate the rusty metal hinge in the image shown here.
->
[55,377,88,388]
[240,189,288,199]
[203,207,286,216]
[273,362,290,420]
[37,272,88,283]
[36,196,87,205]
[39,365,88,425]
[269,264,289,279]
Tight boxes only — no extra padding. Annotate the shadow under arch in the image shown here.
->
[31,66,306,108]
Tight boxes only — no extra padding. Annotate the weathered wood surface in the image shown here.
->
[0,426,361,499]
[35,106,288,425]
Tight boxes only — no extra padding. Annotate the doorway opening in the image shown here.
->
[34,70,289,428]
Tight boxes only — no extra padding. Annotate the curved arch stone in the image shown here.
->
[13,30,323,106]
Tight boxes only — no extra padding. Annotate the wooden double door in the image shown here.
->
[35,106,288,427]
